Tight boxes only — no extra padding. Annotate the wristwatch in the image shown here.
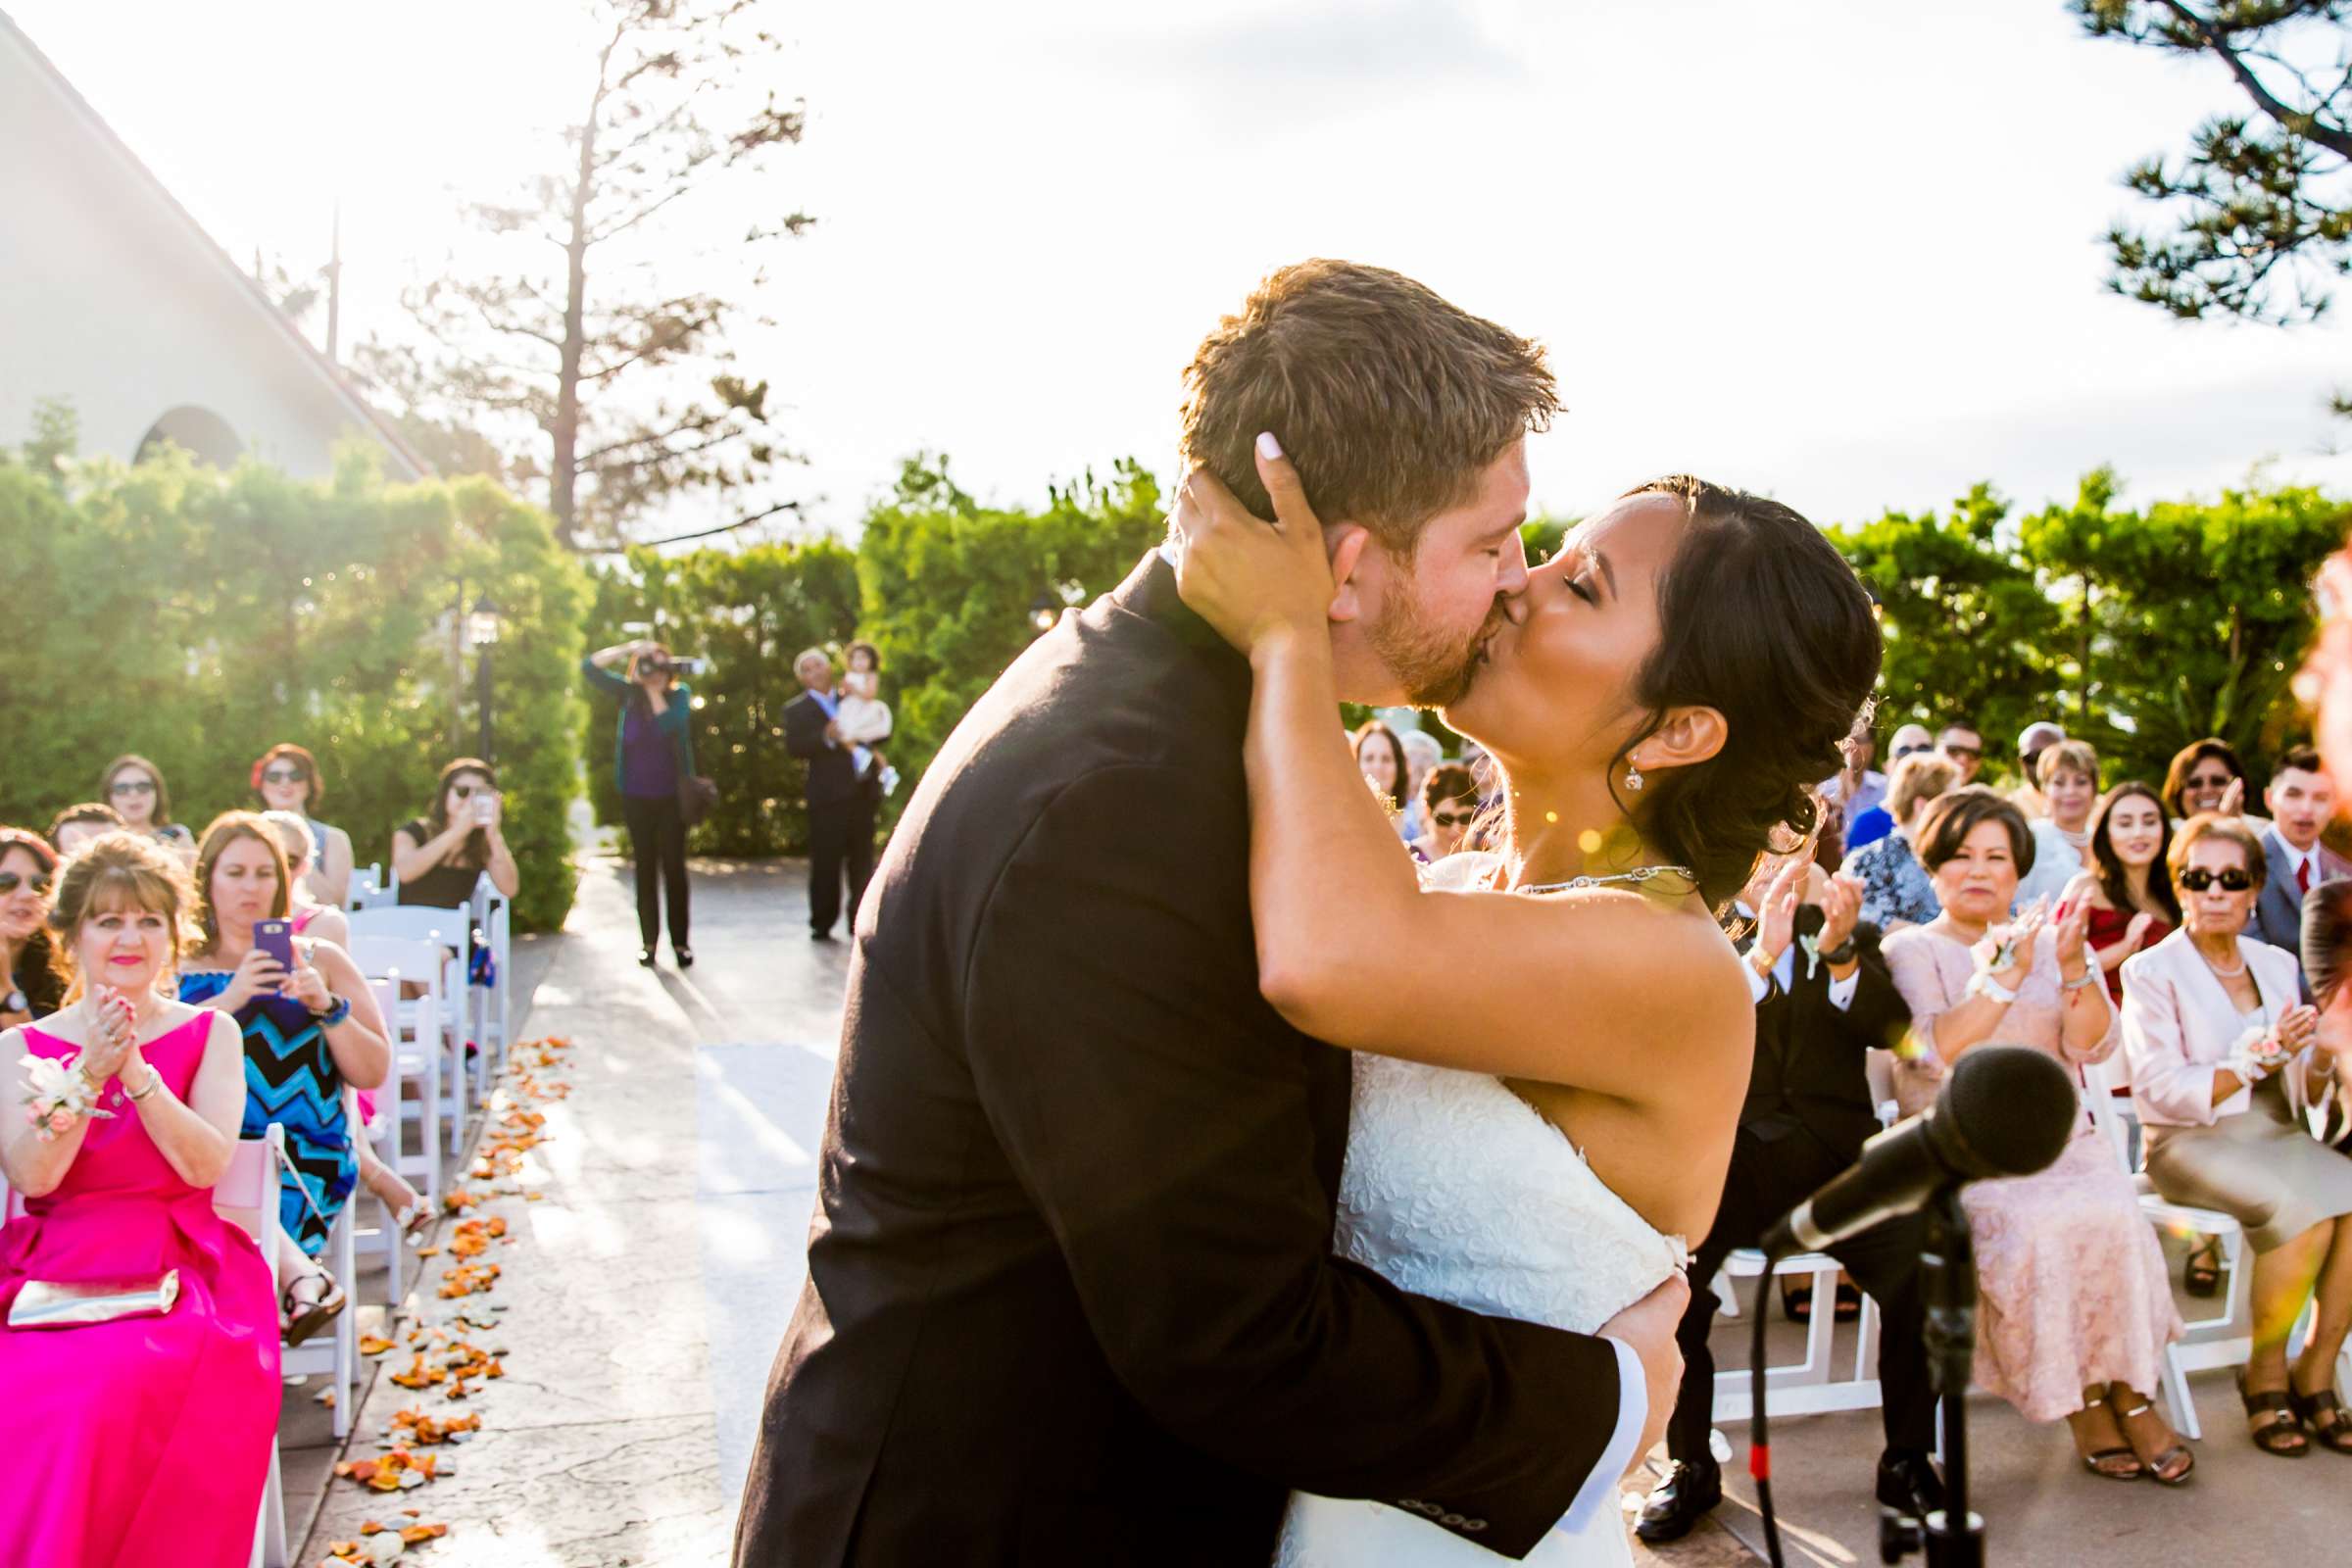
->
[1816,937,1858,967]
[311,994,353,1029]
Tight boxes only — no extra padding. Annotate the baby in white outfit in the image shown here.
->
[836,641,897,793]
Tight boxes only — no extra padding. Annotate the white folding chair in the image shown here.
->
[348,907,474,1147]
[216,1128,291,1568]
[469,873,513,1087]
[346,862,394,913]
[270,1151,357,1443]
[1709,1248,1885,1421]
[350,936,446,1213]
[347,974,410,1306]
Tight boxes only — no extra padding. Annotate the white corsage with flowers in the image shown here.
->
[2226,1023,2292,1085]
[19,1052,112,1141]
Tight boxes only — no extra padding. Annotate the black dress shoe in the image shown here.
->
[809,929,835,943]
[674,947,695,969]
[1635,1458,1721,1544]
[1877,1446,1944,1519]
[638,948,657,967]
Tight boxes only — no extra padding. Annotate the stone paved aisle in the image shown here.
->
[301,855,846,1567]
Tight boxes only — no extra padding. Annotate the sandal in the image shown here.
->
[2183,1236,2222,1298]
[2114,1399,2195,1485]
[1781,1281,1815,1323]
[2238,1374,2310,1457]
[281,1267,347,1348]
[2287,1378,2352,1455]
[1834,1282,1863,1322]
[2070,1398,2143,1480]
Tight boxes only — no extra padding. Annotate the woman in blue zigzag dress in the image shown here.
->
[180,811,391,1344]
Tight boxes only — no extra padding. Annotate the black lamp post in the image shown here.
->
[468,593,502,761]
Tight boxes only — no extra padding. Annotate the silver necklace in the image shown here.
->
[1514,863,1696,897]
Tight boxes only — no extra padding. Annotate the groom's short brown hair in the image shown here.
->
[1179,259,1557,554]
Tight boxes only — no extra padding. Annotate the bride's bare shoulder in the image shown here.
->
[1526,890,1751,1048]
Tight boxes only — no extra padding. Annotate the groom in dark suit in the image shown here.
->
[733,261,1686,1566]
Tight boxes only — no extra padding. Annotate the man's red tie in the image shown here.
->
[2299,858,2314,896]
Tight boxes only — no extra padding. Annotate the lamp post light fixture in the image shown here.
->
[469,593,502,761]
[1028,591,1058,637]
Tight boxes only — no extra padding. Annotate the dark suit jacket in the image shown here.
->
[784,689,866,808]
[2255,828,2351,1001]
[1742,923,1908,1162]
[733,554,1622,1566]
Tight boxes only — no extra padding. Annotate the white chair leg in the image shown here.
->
[261,1439,288,1568]
[2164,1344,2202,1441]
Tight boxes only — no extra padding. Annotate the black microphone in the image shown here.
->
[1761,1045,2078,1255]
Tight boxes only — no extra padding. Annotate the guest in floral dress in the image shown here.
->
[1884,787,2190,1484]
[1840,752,1952,932]
[0,832,277,1566]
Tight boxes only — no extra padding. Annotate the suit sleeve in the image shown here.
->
[963,763,1623,1558]
[781,696,831,762]
[1836,933,1911,1054]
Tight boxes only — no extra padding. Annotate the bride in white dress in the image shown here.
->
[1173,447,1885,1564]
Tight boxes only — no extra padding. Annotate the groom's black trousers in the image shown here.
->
[1669,1122,1937,1464]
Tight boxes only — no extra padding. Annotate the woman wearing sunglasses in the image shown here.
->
[1413,763,1481,862]
[251,742,356,907]
[97,754,196,866]
[0,828,65,1028]
[391,759,519,909]
[2122,812,2352,1458]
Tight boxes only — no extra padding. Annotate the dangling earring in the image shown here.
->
[1624,760,1644,792]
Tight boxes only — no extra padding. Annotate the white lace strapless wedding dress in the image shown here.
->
[1273,1049,1690,1566]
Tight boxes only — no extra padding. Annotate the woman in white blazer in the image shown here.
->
[2122,813,2352,1458]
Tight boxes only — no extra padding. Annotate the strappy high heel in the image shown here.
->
[2239,1373,2310,1457]
[2114,1399,2194,1485]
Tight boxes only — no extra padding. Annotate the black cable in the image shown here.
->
[1752,1250,1788,1568]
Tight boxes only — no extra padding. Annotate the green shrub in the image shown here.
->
[0,443,590,931]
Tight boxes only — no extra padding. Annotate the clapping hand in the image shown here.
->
[1172,438,1346,659]
[2052,892,2093,976]
[2278,1004,2321,1054]
[2123,910,2157,953]
[1755,857,1808,963]
[1991,898,2050,984]
[2219,776,2247,818]
[1817,872,1864,956]
[76,986,140,1085]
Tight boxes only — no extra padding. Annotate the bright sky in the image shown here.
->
[15,0,2352,537]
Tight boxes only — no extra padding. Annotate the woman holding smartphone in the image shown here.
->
[392,758,520,909]
[181,813,390,1343]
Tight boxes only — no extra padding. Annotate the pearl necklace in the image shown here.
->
[2194,946,2247,979]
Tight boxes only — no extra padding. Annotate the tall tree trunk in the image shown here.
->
[550,98,599,549]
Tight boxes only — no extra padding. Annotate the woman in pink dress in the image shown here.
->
[0,832,278,1567]
[1883,787,2189,1485]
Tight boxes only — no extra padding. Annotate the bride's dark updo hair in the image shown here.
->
[1615,475,1882,913]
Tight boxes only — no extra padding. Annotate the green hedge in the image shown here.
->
[582,539,862,855]
[0,444,590,932]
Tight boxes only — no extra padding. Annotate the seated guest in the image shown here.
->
[1414,763,1480,863]
[2016,740,2101,908]
[1844,723,1936,851]
[1841,752,1953,931]
[2081,783,2180,1005]
[1640,856,1940,1543]
[1885,788,2189,1482]
[1821,724,1887,824]
[392,758,520,908]
[253,743,357,907]
[2010,720,2067,820]
[46,802,125,858]
[2253,746,2349,992]
[2163,736,2270,831]
[98,753,197,864]
[2,828,64,1029]
[0,832,278,1566]
[1351,720,1416,843]
[1937,718,1985,786]
[260,812,426,1238]
[2124,814,2352,1456]
[181,812,390,1341]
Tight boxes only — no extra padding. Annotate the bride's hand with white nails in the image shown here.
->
[1172,433,1348,659]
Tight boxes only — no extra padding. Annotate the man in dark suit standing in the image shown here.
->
[1639,861,1942,1544]
[784,648,878,942]
[733,261,1686,1566]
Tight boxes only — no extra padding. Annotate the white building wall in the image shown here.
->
[0,24,416,479]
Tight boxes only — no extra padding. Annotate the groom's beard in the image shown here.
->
[1371,591,1504,709]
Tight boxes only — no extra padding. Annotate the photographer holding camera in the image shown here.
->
[585,639,703,968]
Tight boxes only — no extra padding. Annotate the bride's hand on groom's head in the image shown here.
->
[1171,433,1352,657]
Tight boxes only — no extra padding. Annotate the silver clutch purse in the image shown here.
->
[7,1270,180,1329]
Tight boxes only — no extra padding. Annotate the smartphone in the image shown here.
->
[255,918,295,973]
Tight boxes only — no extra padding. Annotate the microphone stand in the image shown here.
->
[1919,1187,1984,1567]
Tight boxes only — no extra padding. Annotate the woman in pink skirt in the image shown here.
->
[0,832,278,1566]
[1884,787,2189,1485]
